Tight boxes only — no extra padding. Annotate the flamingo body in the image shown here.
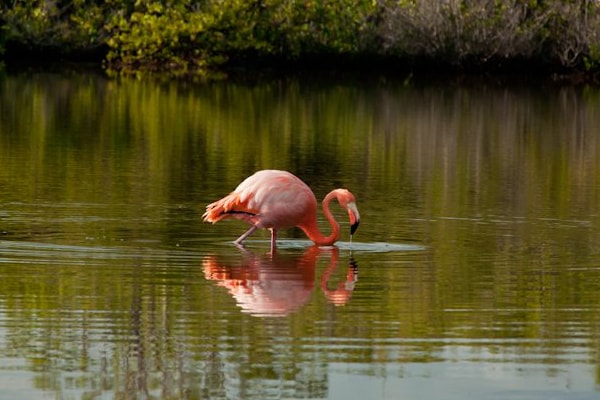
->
[203,170,360,249]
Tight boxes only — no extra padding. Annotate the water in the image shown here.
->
[1,70,600,399]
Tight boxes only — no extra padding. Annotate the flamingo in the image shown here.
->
[203,170,360,250]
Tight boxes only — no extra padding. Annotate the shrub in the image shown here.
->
[103,0,377,74]
[1,0,600,75]
[542,0,600,67]
[378,0,600,70]
[2,0,108,57]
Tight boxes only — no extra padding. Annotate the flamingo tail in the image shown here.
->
[203,193,259,225]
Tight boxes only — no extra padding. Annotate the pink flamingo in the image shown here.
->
[203,170,360,250]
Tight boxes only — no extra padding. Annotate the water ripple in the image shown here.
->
[0,239,202,264]
[216,239,426,253]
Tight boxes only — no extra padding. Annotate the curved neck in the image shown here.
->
[300,191,340,246]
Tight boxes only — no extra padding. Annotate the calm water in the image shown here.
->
[1,70,600,399]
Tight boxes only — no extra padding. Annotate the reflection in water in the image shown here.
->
[2,72,600,399]
[203,246,358,316]
[321,255,358,306]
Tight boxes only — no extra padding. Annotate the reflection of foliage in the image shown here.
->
[2,73,600,220]
[2,73,600,217]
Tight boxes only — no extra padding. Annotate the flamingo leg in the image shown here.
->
[270,228,277,252]
[234,225,258,245]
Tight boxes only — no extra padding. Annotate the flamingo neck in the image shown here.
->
[300,190,340,246]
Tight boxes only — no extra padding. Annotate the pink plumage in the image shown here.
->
[203,170,360,250]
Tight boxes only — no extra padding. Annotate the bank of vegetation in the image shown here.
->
[2,0,600,78]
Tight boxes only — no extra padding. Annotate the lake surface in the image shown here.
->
[1,70,600,399]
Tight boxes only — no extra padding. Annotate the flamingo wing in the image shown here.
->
[203,170,317,230]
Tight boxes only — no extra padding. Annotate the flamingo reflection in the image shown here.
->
[202,246,358,317]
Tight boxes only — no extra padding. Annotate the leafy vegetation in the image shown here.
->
[1,0,109,58]
[2,0,600,76]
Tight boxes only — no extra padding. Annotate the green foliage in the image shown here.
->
[0,30,5,58]
[0,6,5,56]
[262,0,377,56]
[104,0,274,74]
[2,0,107,53]
[2,0,600,75]
[105,2,208,74]
[103,0,376,75]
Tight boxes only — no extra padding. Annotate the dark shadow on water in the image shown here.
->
[202,245,358,317]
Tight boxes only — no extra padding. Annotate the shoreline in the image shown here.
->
[2,54,596,86]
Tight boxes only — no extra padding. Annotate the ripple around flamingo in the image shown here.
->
[224,239,426,253]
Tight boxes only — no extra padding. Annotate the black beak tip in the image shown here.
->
[350,221,359,235]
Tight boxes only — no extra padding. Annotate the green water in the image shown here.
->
[1,71,600,399]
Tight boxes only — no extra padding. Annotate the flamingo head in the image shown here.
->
[335,189,360,235]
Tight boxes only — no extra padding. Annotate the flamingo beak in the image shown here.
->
[348,203,360,235]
